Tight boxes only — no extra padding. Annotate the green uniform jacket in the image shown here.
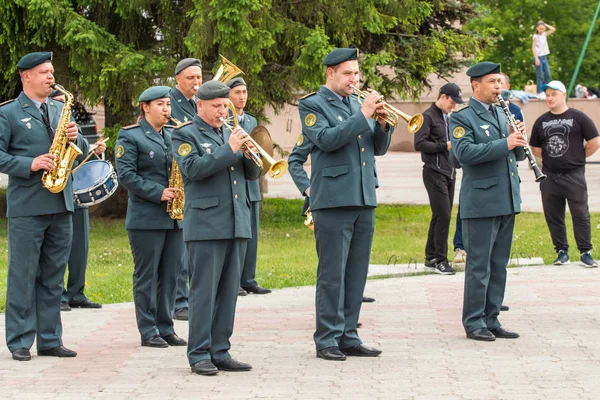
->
[297,86,391,211]
[0,92,89,217]
[238,112,261,202]
[449,97,526,219]
[115,118,180,230]
[169,87,196,124]
[171,115,261,241]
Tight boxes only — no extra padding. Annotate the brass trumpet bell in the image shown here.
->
[212,55,244,83]
[350,84,424,133]
[249,125,288,178]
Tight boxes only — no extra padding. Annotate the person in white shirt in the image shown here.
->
[532,20,556,99]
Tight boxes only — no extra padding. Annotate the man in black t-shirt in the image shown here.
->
[530,80,600,268]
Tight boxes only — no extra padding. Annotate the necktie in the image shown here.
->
[40,103,53,139]
[342,96,350,108]
[489,106,498,122]
[213,127,223,140]
[189,98,197,113]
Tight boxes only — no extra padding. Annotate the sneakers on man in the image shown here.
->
[553,250,570,265]
[435,260,456,275]
[580,251,598,268]
[453,249,467,264]
[424,258,436,268]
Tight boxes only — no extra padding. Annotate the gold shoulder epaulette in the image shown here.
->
[453,104,470,113]
[0,99,15,107]
[300,92,317,100]
[174,121,193,129]
[122,123,140,130]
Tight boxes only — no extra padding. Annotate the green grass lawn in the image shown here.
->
[0,198,599,311]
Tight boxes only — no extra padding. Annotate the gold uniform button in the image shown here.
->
[231,167,234,171]
[362,162,366,167]
[361,148,365,152]
[235,194,238,199]
[510,159,513,163]
[511,172,514,176]
[358,135,362,139]
[234,180,237,185]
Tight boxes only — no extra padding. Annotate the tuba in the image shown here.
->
[212,55,244,84]
[166,115,185,220]
[349,84,424,133]
[42,84,83,193]
[220,102,288,179]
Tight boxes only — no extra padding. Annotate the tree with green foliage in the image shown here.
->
[466,0,600,91]
[1,0,490,136]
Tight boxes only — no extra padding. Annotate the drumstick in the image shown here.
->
[72,138,106,174]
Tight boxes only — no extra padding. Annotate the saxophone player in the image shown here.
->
[115,86,186,349]
[0,52,88,361]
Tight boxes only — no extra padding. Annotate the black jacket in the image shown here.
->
[414,103,455,178]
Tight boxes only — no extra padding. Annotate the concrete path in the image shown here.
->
[1,265,599,399]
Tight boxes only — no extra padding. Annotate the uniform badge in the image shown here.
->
[453,126,466,139]
[304,113,317,127]
[178,143,192,156]
[21,117,32,129]
[296,135,304,146]
[480,125,489,130]
[115,145,125,158]
[338,116,343,122]
[149,151,154,159]
[206,148,212,154]
[184,116,188,122]
[26,123,31,129]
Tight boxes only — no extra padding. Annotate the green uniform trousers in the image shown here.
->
[187,239,247,366]
[128,228,182,340]
[5,212,72,352]
[174,252,190,311]
[462,214,515,333]
[240,200,260,288]
[62,207,89,303]
[312,207,374,350]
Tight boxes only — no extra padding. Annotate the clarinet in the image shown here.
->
[496,94,547,182]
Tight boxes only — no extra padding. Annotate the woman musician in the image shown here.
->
[115,86,186,348]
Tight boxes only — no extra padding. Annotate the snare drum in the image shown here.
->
[72,160,119,207]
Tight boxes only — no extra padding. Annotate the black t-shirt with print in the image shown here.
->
[530,108,599,173]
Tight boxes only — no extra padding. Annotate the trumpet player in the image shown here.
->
[449,62,526,342]
[0,52,88,361]
[292,48,392,361]
[169,57,202,321]
[115,86,186,349]
[226,77,272,296]
[171,81,261,375]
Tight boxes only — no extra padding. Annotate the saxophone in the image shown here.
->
[166,115,185,220]
[41,84,83,193]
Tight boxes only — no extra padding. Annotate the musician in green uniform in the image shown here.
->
[48,90,106,312]
[169,58,203,321]
[115,86,186,349]
[449,62,527,342]
[171,80,261,375]
[226,77,272,296]
[292,48,392,361]
[0,52,88,361]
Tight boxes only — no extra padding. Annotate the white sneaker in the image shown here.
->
[454,249,467,264]
[537,92,546,100]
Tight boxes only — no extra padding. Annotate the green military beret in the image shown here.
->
[175,58,202,75]
[227,77,247,89]
[466,62,501,78]
[139,86,171,103]
[196,81,230,100]
[16,52,53,70]
[322,48,359,67]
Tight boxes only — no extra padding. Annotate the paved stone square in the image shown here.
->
[0,265,599,399]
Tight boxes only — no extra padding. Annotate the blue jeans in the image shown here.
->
[535,55,551,93]
[453,206,464,251]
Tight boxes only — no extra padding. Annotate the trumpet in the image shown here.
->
[349,84,424,133]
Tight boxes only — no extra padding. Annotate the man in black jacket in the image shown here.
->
[414,83,464,275]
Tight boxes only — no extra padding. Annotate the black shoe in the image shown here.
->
[500,305,510,311]
[37,345,77,357]
[340,344,382,357]
[141,335,169,348]
[242,285,272,295]
[191,360,219,376]
[362,296,376,303]
[174,308,189,321]
[11,348,31,361]
[466,328,496,342]
[69,299,102,309]
[162,333,187,346]
[60,302,71,312]
[238,287,247,296]
[213,358,253,371]
[435,260,456,275]
[489,327,520,339]
[316,347,346,361]
[424,258,437,268]
[357,322,363,328]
